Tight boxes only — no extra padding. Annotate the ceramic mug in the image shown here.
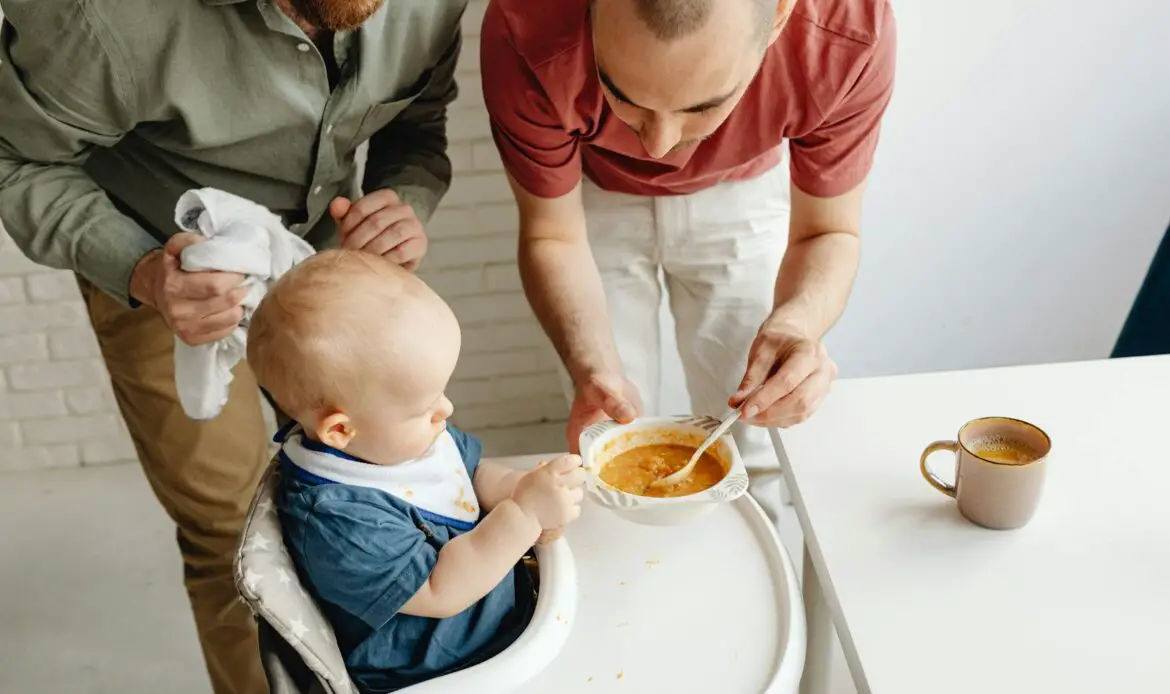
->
[919,416,1051,530]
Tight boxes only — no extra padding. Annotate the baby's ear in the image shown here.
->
[318,412,356,449]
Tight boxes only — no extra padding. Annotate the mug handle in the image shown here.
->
[920,440,959,498]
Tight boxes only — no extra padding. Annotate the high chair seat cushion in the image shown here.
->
[235,460,358,694]
[235,456,580,694]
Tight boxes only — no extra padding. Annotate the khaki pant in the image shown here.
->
[79,278,270,694]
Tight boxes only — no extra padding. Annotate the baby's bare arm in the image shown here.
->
[471,461,525,512]
[398,500,540,619]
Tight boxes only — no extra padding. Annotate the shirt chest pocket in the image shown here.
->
[345,68,435,153]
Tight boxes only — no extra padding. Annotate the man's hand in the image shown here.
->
[331,190,427,269]
[566,372,642,454]
[512,454,587,530]
[729,318,839,429]
[129,233,249,346]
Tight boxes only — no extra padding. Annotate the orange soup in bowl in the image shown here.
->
[599,443,726,498]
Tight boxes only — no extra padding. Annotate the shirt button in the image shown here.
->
[297,43,311,53]
[326,124,334,134]
[313,186,323,195]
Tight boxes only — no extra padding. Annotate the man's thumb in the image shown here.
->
[164,232,205,257]
[598,386,637,423]
[731,366,768,407]
[731,343,776,406]
[330,197,351,222]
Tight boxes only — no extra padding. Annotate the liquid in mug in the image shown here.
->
[967,435,1042,465]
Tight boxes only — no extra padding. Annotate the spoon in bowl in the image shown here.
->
[649,406,743,490]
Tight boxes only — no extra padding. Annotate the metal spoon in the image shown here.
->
[649,407,742,489]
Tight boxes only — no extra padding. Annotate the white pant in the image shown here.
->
[578,161,792,517]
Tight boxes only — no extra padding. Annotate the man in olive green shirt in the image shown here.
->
[0,0,467,691]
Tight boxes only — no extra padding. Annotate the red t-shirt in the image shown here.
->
[480,0,896,199]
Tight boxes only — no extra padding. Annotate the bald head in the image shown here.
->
[247,249,460,421]
[629,0,779,42]
[591,0,788,159]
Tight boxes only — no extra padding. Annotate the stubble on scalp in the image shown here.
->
[629,0,778,43]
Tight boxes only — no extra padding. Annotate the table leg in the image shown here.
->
[765,428,796,507]
[801,544,834,694]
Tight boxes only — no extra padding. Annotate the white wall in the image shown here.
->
[659,0,1170,410]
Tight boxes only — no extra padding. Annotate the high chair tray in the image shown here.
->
[499,454,807,694]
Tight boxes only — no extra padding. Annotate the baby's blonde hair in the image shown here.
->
[247,249,448,421]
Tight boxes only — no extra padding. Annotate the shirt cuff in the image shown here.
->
[76,220,161,307]
[366,168,447,225]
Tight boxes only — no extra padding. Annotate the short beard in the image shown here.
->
[286,0,384,31]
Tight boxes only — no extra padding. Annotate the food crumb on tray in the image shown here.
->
[645,559,661,567]
[617,671,624,680]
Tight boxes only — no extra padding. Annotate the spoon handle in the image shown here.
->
[704,409,742,449]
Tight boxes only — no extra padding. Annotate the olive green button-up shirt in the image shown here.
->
[0,0,466,304]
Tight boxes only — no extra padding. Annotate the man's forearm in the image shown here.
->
[519,234,624,385]
[0,151,160,305]
[362,151,450,225]
[362,32,462,224]
[0,4,157,305]
[769,230,860,340]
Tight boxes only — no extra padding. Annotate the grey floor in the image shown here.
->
[0,422,854,694]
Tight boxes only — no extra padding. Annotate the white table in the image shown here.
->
[772,356,1170,694]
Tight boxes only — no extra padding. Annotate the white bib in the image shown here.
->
[280,430,480,526]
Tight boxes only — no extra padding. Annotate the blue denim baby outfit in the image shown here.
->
[276,425,536,693]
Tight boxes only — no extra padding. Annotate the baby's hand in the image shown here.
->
[536,528,563,545]
[513,454,586,530]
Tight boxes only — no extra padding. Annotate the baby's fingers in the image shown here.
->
[567,486,584,504]
[559,467,587,489]
[546,454,582,475]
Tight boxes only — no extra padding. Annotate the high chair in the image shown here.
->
[233,459,578,694]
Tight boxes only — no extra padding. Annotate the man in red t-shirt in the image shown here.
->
[481,0,895,494]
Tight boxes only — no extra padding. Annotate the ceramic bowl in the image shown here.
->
[578,415,751,526]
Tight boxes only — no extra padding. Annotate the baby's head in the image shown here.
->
[247,249,460,464]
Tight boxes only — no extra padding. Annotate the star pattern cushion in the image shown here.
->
[234,460,358,694]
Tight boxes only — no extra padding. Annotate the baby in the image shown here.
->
[246,249,585,693]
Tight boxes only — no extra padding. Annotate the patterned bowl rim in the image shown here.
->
[578,415,751,508]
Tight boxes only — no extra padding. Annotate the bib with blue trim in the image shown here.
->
[280,430,481,525]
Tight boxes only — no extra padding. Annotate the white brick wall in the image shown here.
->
[0,1,567,472]
[0,240,136,471]
[425,3,569,431]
